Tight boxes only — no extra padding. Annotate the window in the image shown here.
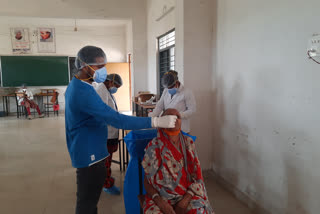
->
[158,29,175,95]
[159,30,175,50]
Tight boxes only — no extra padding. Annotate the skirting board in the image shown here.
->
[207,170,271,214]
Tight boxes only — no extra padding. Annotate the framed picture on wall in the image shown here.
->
[37,27,56,53]
[10,28,31,54]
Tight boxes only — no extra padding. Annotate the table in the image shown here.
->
[2,93,15,116]
[38,88,58,107]
[133,101,156,117]
[35,89,59,117]
[2,91,58,117]
[2,93,42,117]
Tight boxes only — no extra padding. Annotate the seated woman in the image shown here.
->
[17,84,44,120]
[142,109,214,214]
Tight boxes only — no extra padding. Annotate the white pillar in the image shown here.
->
[176,0,214,169]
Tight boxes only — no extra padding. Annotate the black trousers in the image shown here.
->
[76,159,107,214]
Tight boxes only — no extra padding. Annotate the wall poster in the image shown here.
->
[38,27,56,53]
[11,28,31,54]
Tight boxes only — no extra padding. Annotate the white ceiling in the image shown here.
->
[0,16,130,27]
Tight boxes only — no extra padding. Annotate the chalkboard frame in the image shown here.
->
[69,57,78,82]
[0,55,70,87]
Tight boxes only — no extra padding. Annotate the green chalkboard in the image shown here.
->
[1,56,69,87]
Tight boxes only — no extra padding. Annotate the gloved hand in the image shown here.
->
[152,115,177,128]
[148,111,155,117]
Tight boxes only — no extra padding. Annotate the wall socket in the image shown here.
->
[309,34,320,57]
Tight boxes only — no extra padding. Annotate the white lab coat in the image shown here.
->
[17,89,34,105]
[93,83,119,139]
[149,84,196,133]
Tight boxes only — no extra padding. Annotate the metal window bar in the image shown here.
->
[158,29,175,95]
[159,31,175,51]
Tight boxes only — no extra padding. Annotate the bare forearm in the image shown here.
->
[182,192,193,203]
[144,177,158,197]
[174,192,193,214]
[144,177,174,213]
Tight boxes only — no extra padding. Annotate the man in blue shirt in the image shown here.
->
[65,46,177,214]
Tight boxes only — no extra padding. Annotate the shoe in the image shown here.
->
[39,114,45,118]
[27,115,33,120]
[103,186,121,195]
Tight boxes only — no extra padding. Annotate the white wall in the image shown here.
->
[0,16,127,112]
[0,17,127,60]
[146,0,215,170]
[174,0,184,83]
[174,0,214,170]
[213,0,320,213]
[146,0,175,94]
[0,0,148,96]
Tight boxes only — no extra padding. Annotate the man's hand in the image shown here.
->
[154,197,176,214]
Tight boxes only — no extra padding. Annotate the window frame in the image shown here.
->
[157,28,175,96]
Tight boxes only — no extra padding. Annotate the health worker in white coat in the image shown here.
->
[93,73,123,195]
[149,70,196,133]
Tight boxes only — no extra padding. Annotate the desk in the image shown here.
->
[41,89,58,93]
[35,92,56,105]
[133,101,156,117]
[35,89,59,117]
[2,93,15,116]
[38,88,58,106]
[2,93,56,117]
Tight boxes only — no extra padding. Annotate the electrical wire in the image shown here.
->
[307,50,320,64]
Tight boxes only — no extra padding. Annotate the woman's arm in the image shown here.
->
[144,177,176,214]
[174,192,193,214]
[144,176,158,198]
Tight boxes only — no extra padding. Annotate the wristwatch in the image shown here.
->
[152,193,160,200]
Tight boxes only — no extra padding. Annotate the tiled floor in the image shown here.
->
[0,116,253,214]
